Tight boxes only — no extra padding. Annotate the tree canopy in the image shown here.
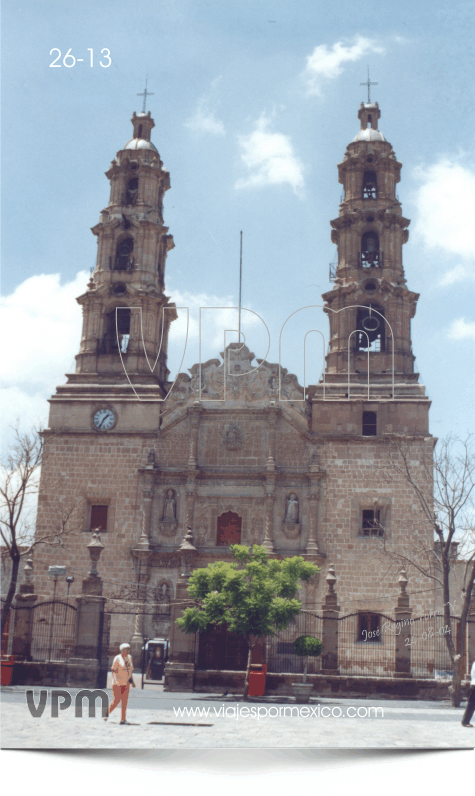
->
[176,544,319,644]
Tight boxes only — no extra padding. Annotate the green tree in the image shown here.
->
[176,544,319,698]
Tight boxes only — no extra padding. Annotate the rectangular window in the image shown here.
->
[358,613,381,642]
[361,509,383,537]
[362,411,377,436]
[90,505,108,532]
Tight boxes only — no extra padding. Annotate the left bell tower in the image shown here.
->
[48,108,177,434]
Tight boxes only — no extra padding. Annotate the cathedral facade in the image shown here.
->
[33,98,434,664]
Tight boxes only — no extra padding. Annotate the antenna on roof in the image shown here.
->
[238,231,243,342]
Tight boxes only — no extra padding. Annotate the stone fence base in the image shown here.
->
[172,670,470,701]
[11,660,105,689]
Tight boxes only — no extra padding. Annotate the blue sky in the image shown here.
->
[1,0,475,443]
[1,7,474,782]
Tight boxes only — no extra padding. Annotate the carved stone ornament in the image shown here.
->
[158,521,178,538]
[223,423,244,450]
[281,522,302,539]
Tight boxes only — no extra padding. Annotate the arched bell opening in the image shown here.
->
[114,237,134,271]
[362,170,377,199]
[100,307,131,354]
[355,304,385,352]
[125,176,139,205]
[360,231,382,268]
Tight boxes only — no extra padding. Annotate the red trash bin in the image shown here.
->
[1,655,15,686]
[248,663,267,697]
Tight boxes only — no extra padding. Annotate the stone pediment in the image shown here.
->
[162,343,307,421]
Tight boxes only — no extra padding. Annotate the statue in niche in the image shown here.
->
[284,493,299,524]
[163,490,176,522]
[156,583,171,613]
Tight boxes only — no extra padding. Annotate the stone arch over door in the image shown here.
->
[217,511,242,546]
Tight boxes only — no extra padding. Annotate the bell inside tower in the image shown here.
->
[360,231,381,268]
[362,171,377,199]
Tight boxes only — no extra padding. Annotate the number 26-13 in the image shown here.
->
[49,49,111,67]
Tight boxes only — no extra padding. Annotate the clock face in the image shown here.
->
[92,408,116,431]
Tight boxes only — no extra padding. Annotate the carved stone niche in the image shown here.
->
[157,488,179,538]
[223,423,244,450]
[282,492,301,539]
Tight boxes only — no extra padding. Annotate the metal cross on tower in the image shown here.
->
[137,76,154,113]
[360,67,378,104]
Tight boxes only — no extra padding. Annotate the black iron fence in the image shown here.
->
[29,601,77,663]
[266,612,323,674]
[337,613,396,678]
[409,615,471,680]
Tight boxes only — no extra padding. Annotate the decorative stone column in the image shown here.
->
[306,453,324,555]
[70,534,106,678]
[164,528,198,691]
[321,564,340,674]
[262,480,276,552]
[266,405,278,471]
[394,567,412,677]
[188,404,200,469]
[137,474,154,549]
[130,550,151,664]
[12,559,37,660]
[185,474,197,531]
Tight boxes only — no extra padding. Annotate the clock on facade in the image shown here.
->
[92,407,117,431]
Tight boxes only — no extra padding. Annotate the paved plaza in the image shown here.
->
[2,678,474,749]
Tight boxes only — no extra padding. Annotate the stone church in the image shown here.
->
[33,97,435,670]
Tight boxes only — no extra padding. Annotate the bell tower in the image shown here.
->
[48,108,177,433]
[312,98,430,435]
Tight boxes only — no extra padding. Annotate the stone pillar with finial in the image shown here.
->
[321,563,340,674]
[164,527,198,691]
[12,558,37,660]
[394,567,412,678]
[69,533,106,683]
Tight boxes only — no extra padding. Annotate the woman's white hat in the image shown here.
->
[120,642,131,651]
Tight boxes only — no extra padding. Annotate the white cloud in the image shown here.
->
[0,271,264,444]
[413,159,475,259]
[235,114,305,195]
[1,271,86,389]
[447,317,475,341]
[303,36,385,97]
[185,97,225,136]
[437,264,475,287]
[0,271,86,442]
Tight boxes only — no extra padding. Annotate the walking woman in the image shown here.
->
[104,642,134,724]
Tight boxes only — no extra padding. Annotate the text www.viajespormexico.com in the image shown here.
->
[173,705,384,720]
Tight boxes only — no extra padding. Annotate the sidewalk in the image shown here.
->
[2,685,474,749]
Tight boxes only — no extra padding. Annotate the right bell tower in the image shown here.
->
[314,97,431,436]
